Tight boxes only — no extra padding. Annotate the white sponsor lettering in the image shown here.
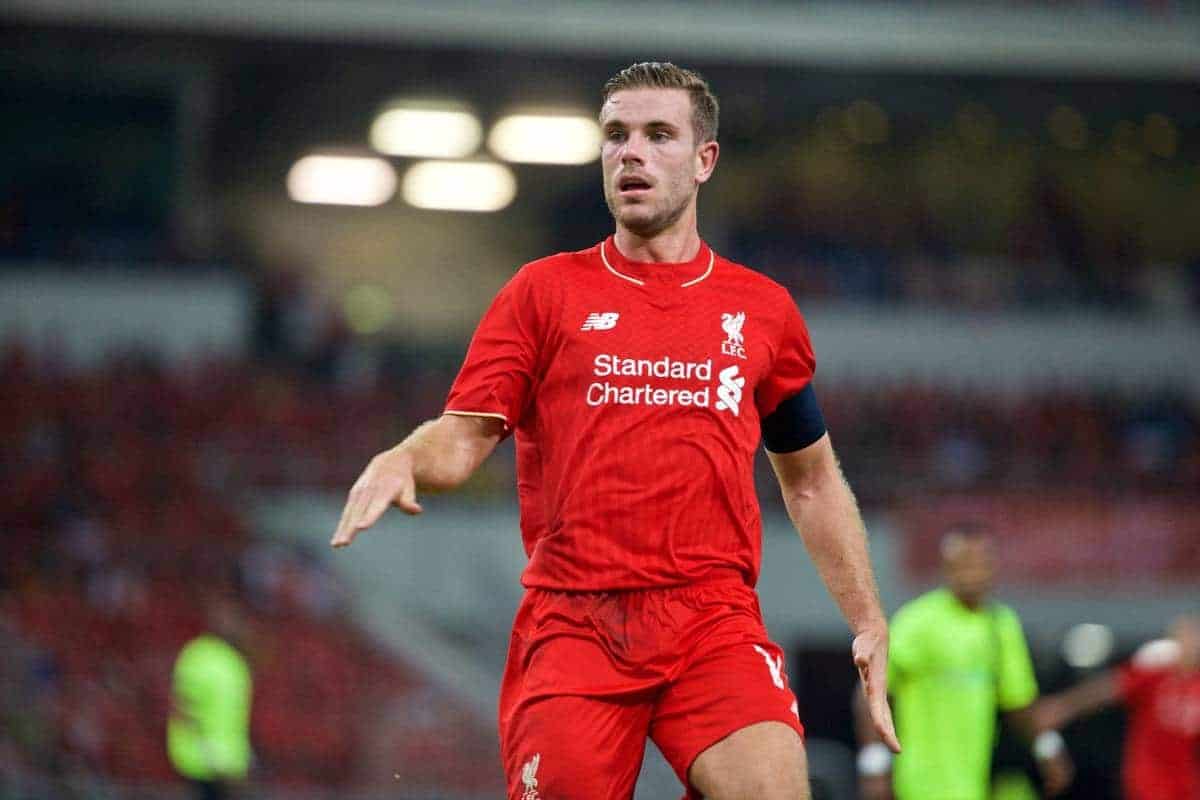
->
[592,354,711,380]
[587,382,710,407]
[583,354,744,415]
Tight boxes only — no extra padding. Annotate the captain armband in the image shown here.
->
[761,383,827,453]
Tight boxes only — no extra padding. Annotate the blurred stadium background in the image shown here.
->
[2,1,1198,798]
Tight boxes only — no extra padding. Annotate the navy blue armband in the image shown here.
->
[761,384,826,453]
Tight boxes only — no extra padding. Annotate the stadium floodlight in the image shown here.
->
[401,160,517,212]
[1061,623,1115,670]
[370,104,482,159]
[488,113,602,165]
[286,154,397,207]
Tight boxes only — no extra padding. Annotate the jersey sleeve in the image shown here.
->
[995,606,1039,712]
[1118,663,1158,706]
[445,265,549,431]
[755,295,816,419]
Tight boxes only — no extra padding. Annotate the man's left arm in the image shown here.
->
[997,608,1074,797]
[1002,704,1073,798]
[767,433,899,753]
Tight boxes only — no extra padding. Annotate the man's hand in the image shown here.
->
[858,774,892,800]
[331,446,422,549]
[853,626,901,754]
[1031,695,1071,733]
[1037,749,1074,797]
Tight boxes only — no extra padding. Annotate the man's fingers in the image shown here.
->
[330,526,357,549]
[331,467,424,546]
[862,661,901,753]
[870,692,902,753]
[331,498,362,548]
[330,492,357,547]
[396,499,424,515]
[331,481,373,547]
[392,478,424,515]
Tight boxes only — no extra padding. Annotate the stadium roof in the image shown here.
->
[8,0,1200,78]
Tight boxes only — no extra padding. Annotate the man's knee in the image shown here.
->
[688,721,809,800]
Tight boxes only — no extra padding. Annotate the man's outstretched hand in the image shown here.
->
[854,626,902,754]
[330,447,423,549]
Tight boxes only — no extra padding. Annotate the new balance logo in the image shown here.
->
[714,365,745,416]
[581,312,619,331]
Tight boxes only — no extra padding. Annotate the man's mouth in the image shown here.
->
[617,175,653,197]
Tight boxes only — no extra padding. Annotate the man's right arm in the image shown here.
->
[330,413,505,548]
[1032,670,1120,733]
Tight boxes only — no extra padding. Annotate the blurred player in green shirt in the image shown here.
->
[169,595,253,800]
[856,523,1072,800]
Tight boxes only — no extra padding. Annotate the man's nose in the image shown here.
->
[620,133,646,164]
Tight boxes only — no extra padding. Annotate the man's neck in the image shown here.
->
[614,221,702,264]
[950,590,984,611]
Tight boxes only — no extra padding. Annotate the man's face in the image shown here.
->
[941,535,995,608]
[599,88,715,238]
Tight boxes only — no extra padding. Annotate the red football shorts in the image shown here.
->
[498,578,804,799]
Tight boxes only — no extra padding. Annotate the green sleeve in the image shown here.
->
[172,643,210,716]
[995,606,1038,712]
[888,605,919,690]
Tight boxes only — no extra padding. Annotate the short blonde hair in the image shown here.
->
[601,61,719,145]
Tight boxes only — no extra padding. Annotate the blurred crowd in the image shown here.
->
[822,380,1198,505]
[5,323,1195,508]
[0,340,502,796]
[726,158,1199,316]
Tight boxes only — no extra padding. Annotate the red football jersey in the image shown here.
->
[1118,662,1200,800]
[445,236,815,590]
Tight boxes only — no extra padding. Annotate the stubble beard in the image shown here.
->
[604,182,692,239]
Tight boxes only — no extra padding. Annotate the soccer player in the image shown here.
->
[855,524,1073,800]
[1033,612,1200,800]
[168,595,253,800]
[331,61,899,799]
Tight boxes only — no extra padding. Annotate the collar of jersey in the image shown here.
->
[599,236,714,288]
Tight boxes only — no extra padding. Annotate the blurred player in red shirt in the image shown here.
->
[332,61,898,799]
[1035,613,1200,800]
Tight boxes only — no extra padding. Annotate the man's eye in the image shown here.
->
[607,130,626,141]
[651,131,671,142]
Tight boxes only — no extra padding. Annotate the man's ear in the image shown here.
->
[696,140,720,185]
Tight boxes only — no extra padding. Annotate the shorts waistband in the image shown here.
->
[523,569,750,596]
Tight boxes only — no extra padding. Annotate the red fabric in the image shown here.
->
[446,238,815,591]
[1118,663,1200,800]
[498,580,803,799]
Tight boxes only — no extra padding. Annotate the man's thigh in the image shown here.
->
[689,721,808,800]
[650,634,805,798]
